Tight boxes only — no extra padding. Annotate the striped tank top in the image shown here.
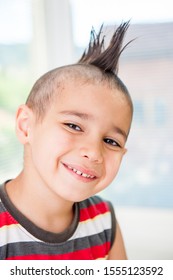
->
[0,183,116,260]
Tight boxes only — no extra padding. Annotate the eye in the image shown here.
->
[64,123,82,131]
[104,138,120,147]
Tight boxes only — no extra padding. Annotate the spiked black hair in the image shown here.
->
[26,21,134,121]
[78,21,132,75]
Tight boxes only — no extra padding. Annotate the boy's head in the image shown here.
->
[26,21,133,122]
[16,21,133,202]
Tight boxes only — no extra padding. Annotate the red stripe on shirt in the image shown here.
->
[79,201,110,222]
[0,211,18,227]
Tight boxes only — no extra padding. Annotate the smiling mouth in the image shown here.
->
[63,163,97,179]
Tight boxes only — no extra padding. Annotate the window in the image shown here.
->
[154,98,167,125]
[0,0,32,181]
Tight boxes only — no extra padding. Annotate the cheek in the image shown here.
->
[106,152,124,180]
[31,129,75,165]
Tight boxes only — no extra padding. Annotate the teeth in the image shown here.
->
[81,173,88,178]
[68,166,73,169]
[67,165,95,179]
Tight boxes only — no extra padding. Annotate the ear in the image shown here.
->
[122,148,127,155]
[15,104,33,144]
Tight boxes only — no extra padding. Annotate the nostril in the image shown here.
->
[80,145,103,163]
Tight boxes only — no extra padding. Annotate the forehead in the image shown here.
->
[56,79,130,110]
[50,80,132,135]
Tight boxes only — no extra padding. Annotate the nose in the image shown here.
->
[79,140,103,164]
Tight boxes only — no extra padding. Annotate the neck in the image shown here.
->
[5,171,74,233]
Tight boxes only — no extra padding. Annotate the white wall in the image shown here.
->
[116,207,173,259]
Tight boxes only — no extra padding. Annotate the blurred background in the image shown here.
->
[0,0,173,259]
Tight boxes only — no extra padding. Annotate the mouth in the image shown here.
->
[62,163,98,181]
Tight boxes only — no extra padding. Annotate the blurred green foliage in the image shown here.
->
[0,71,31,112]
[0,44,32,180]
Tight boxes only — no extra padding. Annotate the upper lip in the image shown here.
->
[62,162,100,178]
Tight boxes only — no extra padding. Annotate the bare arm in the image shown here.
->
[108,221,127,260]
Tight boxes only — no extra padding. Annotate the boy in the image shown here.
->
[0,22,133,259]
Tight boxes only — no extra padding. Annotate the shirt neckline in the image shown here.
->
[0,182,79,243]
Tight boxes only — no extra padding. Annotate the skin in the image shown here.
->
[6,79,132,259]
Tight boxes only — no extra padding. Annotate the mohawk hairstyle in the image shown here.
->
[26,21,134,121]
[78,21,132,75]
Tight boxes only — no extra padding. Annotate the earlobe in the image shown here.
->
[15,104,32,144]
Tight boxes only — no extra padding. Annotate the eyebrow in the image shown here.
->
[59,110,127,140]
[59,110,94,120]
[112,126,127,141]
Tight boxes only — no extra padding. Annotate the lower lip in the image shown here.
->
[63,164,97,183]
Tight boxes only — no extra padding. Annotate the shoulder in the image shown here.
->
[107,221,127,260]
[80,196,127,260]
[79,195,115,217]
[78,195,117,246]
[79,196,127,260]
